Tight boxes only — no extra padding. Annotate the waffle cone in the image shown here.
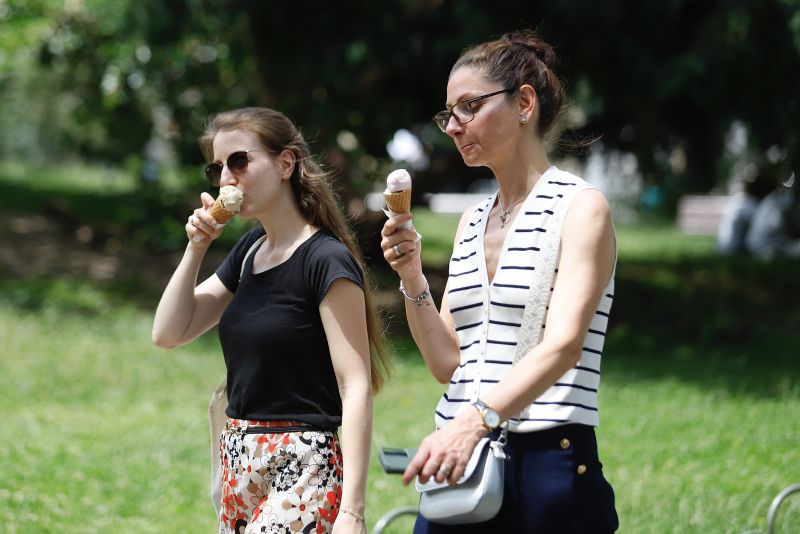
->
[208,197,237,224]
[384,188,412,213]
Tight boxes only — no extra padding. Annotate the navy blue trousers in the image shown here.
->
[413,424,618,533]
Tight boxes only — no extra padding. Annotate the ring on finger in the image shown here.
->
[393,244,403,258]
[438,464,452,477]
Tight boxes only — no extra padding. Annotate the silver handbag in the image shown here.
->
[415,435,507,524]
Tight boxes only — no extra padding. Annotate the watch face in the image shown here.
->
[484,409,500,428]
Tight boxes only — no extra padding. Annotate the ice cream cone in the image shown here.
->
[384,188,412,214]
[208,197,237,224]
[208,185,243,224]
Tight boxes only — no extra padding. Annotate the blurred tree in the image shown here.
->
[540,0,800,203]
[1,0,798,204]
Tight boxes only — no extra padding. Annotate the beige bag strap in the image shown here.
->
[239,234,267,279]
[209,232,266,516]
[208,380,227,517]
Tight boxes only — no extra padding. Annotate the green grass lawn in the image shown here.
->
[1,189,799,531]
[1,296,797,533]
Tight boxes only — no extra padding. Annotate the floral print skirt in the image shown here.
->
[218,418,343,534]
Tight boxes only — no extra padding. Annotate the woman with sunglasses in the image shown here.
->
[380,30,619,532]
[153,107,390,534]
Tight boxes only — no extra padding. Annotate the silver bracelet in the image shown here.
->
[399,278,432,307]
[339,507,364,523]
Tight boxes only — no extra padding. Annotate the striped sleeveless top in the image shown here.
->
[434,166,615,433]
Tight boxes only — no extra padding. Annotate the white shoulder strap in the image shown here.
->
[239,234,267,282]
[209,232,266,515]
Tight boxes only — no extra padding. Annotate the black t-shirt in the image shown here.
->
[215,227,364,429]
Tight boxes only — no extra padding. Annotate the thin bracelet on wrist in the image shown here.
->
[339,507,365,523]
[399,277,432,307]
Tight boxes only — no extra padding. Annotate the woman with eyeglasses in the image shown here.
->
[380,30,619,532]
[153,107,390,534]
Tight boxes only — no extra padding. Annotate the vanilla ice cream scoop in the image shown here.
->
[385,169,412,193]
[218,185,243,212]
[208,185,243,224]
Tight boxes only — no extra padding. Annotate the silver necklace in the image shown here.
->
[497,188,532,228]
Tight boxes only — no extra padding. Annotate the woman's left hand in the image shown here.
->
[332,510,366,534]
[402,405,488,486]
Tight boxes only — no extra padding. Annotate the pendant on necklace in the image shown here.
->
[497,187,532,230]
[499,211,510,229]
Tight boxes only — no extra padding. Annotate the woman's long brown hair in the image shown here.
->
[200,107,391,393]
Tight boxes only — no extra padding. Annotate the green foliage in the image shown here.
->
[0,161,261,251]
[2,1,798,197]
[0,161,137,194]
[0,276,116,315]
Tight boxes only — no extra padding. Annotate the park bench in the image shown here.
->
[676,194,731,235]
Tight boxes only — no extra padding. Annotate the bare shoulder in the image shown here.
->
[564,188,612,237]
[562,188,615,259]
[566,188,611,226]
[561,188,615,278]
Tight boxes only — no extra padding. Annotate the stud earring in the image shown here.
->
[519,114,528,123]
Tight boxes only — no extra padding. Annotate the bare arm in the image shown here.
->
[380,208,476,383]
[319,279,372,534]
[152,193,234,348]
[403,189,616,485]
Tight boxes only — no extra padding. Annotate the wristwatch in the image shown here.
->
[471,399,500,431]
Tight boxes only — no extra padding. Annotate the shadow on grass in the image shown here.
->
[606,255,799,400]
[381,254,800,401]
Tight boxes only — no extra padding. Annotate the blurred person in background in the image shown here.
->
[153,107,390,534]
[718,160,800,259]
[380,30,618,532]
[717,162,777,255]
[744,169,799,259]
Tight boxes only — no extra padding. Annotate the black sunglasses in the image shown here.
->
[204,149,266,186]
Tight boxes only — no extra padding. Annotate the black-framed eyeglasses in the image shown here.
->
[432,88,514,132]
[204,149,267,186]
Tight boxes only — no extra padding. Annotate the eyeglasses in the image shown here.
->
[204,149,266,186]
[433,88,514,132]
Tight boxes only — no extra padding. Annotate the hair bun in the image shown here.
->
[502,30,557,67]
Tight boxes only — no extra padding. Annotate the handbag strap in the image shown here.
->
[239,234,267,282]
[209,234,267,404]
